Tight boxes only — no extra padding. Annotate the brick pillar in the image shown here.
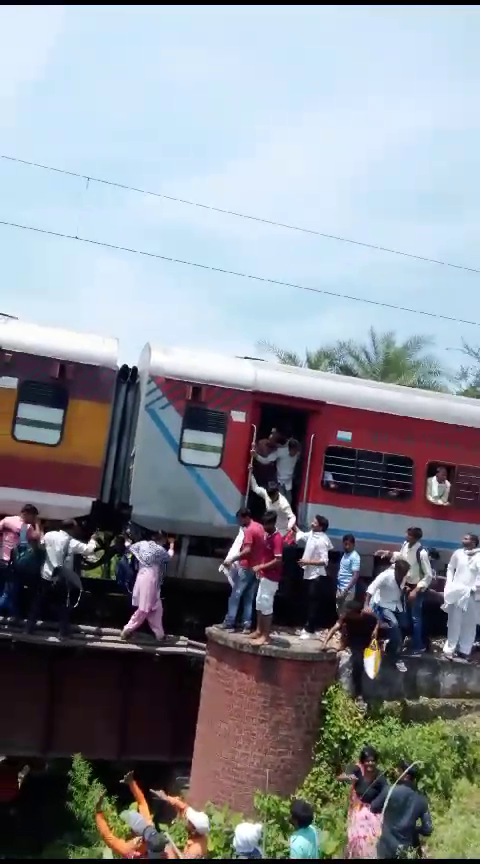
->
[189,628,338,816]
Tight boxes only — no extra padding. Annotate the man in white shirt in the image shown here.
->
[26,519,97,637]
[365,558,411,672]
[426,466,451,506]
[250,476,296,537]
[376,527,433,655]
[253,438,301,504]
[295,515,333,639]
[443,533,480,660]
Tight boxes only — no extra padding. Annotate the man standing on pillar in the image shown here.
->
[250,510,283,646]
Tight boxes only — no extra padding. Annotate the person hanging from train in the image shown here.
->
[95,773,171,859]
[121,532,175,642]
[252,428,284,487]
[150,788,210,859]
[426,465,451,506]
[252,438,301,504]
[0,504,41,618]
[219,507,265,634]
[249,475,296,537]
[442,533,480,661]
[26,519,97,637]
[294,515,333,640]
[249,510,284,646]
[375,527,433,655]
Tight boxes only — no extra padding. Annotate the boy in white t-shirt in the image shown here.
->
[295,514,333,640]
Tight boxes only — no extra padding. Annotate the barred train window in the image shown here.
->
[453,465,480,508]
[13,380,68,446]
[179,405,227,468]
[323,446,414,499]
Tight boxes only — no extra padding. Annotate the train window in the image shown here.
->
[323,446,413,499]
[453,465,480,508]
[425,463,454,506]
[12,380,68,446]
[179,404,227,468]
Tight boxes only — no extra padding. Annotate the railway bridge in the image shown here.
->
[0,619,205,763]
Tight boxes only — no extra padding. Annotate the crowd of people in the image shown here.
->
[92,760,433,859]
[0,504,178,641]
[93,770,321,859]
[218,499,480,704]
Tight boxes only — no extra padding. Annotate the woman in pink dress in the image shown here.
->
[338,746,386,858]
[121,532,174,641]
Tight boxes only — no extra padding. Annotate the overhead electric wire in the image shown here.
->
[0,216,479,328]
[1,153,479,275]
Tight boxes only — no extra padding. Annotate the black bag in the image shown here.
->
[11,524,44,580]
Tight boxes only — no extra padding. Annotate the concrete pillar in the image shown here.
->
[189,628,338,816]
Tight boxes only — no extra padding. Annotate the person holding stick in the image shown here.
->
[150,789,209,859]
[95,772,171,859]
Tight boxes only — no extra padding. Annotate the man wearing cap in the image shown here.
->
[95,772,171,859]
[151,789,210,858]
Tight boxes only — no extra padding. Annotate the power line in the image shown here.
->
[1,153,480,276]
[1,216,479,328]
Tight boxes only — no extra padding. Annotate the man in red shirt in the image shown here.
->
[220,508,265,634]
[250,510,283,646]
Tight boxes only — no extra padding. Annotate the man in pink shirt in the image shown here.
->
[250,510,284,646]
[0,504,40,616]
[220,507,265,634]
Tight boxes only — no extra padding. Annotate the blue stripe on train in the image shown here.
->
[327,527,458,551]
[145,404,237,525]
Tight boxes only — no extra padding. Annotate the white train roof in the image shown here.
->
[0,317,118,369]
[143,343,480,430]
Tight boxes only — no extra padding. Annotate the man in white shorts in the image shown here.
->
[250,510,283,646]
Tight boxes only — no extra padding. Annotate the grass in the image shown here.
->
[429,778,480,858]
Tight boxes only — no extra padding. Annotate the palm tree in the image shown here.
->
[257,328,449,391]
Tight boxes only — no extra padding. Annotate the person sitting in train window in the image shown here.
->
[250,475,296,536]
[253,438,301,504]
[375,527,433,655]
[426,465,451,506]
[323,470,338,489]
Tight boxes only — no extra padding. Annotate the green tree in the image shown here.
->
[258,328,449,390]
[456,341,480,398]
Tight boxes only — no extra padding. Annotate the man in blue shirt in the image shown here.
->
[337,534,361,614]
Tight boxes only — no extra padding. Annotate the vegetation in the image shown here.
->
[257,327,480,394]
[49,687,480,858]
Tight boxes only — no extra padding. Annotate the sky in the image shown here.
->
[1,5,480,369]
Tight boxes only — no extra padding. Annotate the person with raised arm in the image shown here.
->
[151,789,210,859]
[95,772,171,859]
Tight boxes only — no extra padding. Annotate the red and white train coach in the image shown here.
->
[2,315,480,585]
[129,344,480,582]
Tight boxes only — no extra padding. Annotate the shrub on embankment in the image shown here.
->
[44,687,480,858]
